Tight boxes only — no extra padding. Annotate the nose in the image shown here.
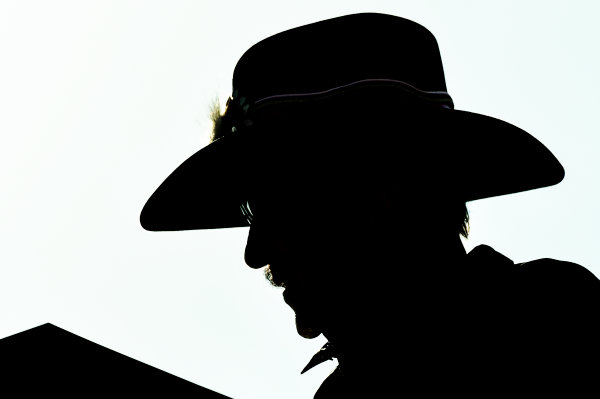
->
[244,223,270,269]
[245,218,294,269]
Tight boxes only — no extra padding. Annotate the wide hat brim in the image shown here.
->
[140,83,564,231]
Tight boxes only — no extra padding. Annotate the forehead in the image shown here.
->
[246,113,441,184]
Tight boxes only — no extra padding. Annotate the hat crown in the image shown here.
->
[232,13,449,104]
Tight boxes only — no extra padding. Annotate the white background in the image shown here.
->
[1,1,598,398]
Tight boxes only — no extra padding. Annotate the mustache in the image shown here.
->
[264,265,287,288]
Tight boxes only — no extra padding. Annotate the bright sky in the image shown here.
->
[1,1,598,398]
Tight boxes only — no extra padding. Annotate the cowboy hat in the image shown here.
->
[140,13,563,231]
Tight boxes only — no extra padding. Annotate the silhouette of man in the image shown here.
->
[141,13,600,398]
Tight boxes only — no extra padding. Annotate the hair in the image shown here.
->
[209,97,239,143]
[404,192,470,239]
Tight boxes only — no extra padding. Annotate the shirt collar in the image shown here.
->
[301,342,336,374]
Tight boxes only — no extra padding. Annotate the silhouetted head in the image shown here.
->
[140,12,564,346]
[229,104,471,339]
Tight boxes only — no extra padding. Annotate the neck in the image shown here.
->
[322,234,468,378]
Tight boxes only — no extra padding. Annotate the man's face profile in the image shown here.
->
[239,118,439,340]
[242,169,371,339]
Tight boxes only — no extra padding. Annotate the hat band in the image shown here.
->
[232,78,454,113]
[222,78,454,138]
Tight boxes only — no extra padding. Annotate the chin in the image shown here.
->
[295,312,323,339]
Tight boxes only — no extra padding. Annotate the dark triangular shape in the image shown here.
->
[0,323,232,397]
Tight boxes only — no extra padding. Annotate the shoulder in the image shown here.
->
[516,257,600,299]
[468,244,599,285]
[466,244,600,304]
[466,246,600,378]
[518,257,597,279]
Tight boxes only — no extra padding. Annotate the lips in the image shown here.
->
[283,284,314,312]
[268,263,320,311]
[282,286,297,309]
